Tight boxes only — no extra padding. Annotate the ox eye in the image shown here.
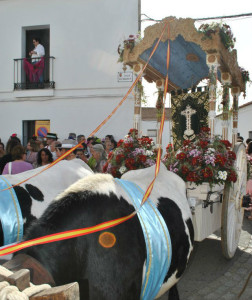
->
[98,232,116,248]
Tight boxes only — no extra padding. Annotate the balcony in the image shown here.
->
[14,56,55,90]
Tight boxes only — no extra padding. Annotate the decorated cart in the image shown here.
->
[120,17,249,259]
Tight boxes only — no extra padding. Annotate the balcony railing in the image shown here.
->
[14,56,55,90]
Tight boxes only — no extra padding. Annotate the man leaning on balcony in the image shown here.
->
[29,37,45,83]
[29,37,45,62]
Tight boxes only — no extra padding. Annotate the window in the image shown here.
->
[147,129,157,137]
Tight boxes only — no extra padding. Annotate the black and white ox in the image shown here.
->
[18,163,194,300]
[0,160,93,247]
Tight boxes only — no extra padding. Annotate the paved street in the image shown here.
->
[160,216,252,300]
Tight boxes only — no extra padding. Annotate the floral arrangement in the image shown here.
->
[198,22,236,51]
[247,154,252,181]
[156,90,164,120]
[162,127,237,187]
[103,129,157,178]
[117,34,141,62]
[240,67,250,84]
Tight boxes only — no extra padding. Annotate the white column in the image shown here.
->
[221,72,232,140]
[132,64,144,135]
[206,54,220,139]
[231,87,240,146]
[155,79,165,146]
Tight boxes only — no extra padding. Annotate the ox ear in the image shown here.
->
[25,184,44,202]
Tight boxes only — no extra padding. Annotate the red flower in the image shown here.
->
[182,165,189,174]
[199,140,208,148]
[176,152,186,160]
[183,140,191,146]
[200,127,211,133]
[220,140,232,149]
[186,172,199,182]
[115,154,125,164]
[191,157,198,166]
[108,152,113,159]
[227,170,237,182]
[124,142,134,149]
[125,158,135,169]
[166,143,173,150]
[201,167,213,178]
[227,151,236,160]
[215,154,226,166]
[138,155,147,163]
[103,162,108,173]
[117,139,124,147]
[139,137,153,146]
[111,167,118,177]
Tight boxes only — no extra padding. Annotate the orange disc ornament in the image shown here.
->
[99,232,116,248]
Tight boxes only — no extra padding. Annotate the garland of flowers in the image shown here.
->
[162,127,237,187]
[239,67,251,98]
[103,129,157,178]
[117,34,141,63]
[136,81,147,106]
[247,154,252,181]
[198,22,236,52]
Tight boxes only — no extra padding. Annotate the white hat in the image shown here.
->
[60,139,77,149]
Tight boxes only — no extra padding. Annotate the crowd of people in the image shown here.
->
[0,132,251,218]
[0,132,118,175]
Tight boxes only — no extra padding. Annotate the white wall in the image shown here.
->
[0,0,139,144]
[215,103,252,141]
[141,119,172,154]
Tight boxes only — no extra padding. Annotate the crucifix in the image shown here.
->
[181,105,196,137]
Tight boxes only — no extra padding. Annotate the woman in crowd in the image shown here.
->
[0,142,5,158]
[76,148,88,164]
[105,138,117,158]
[34,148,53,168]
[88,144,107,172]
[2,145,33,175]
[0,135,21,174]
[26,139,39,165]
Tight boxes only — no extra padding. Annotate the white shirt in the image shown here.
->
[31,44,45,61]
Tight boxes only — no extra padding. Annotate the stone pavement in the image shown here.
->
[172,217,252,300]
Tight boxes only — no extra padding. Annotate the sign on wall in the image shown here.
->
[35,120,50,137]
[117,71,133,82]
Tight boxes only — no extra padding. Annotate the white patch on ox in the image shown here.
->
[155,271,179,299]
[122,163,192,221]
[3,160,93,219]
[55,173,117,200]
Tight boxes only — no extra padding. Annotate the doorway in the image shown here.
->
[25,28,50,84]
[23,120,50,145]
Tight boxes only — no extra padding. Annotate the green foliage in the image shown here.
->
[198,22,236,51]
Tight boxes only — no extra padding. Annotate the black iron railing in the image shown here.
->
[14,56,55,90]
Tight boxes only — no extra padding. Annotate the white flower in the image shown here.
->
[207,148,215,153]
[146,150,153,156]
[119,166,127,174]
[217,171,227,181]
[222,171,227,180]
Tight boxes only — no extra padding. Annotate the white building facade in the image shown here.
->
[0,0,140,145]
[215,101,252,141]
